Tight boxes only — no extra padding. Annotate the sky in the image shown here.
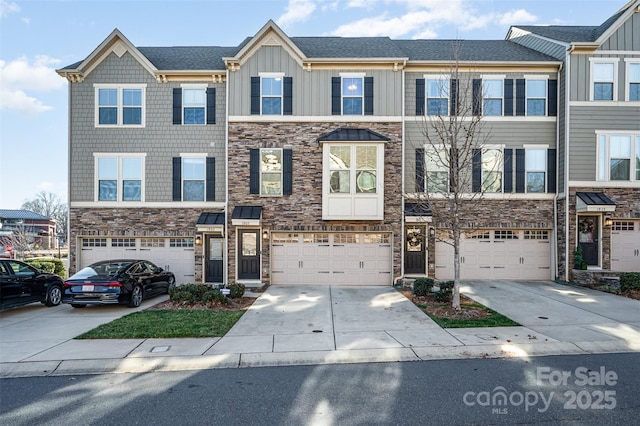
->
[0,0,631,209]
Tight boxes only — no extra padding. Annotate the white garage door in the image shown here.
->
[79,237,195,284]
[271,232,392,285]
[435,230,551,280]
[611,221,640,272]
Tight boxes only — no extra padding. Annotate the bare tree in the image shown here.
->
[21,191,68,242]
[0,224,33,259]
[409,45,499,310]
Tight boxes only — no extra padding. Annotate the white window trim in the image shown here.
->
[259,147,284,197]
[481,145,505,193]
[180,154,207,202]
[524,146,548,193]
[423,145,450,193]
[322,142,384,220]
[589,58,620,101]
[524,76,548,117]
[480,76,505,116]
[596,131,640,182]
[624,59,640,102]
[94,84,146,128]
[180,84,207,125]
[258,72,285,116]
[93,153,146,202]
[423,74,451,117]
[339,72,366,116]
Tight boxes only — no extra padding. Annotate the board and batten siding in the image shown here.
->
[600,12,640,51]
[69,51,227,203]
[568,105,640,181]
[569,52,639,102]
[228,45,402,117]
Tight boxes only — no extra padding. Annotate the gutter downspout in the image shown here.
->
[394,61,407,286]
[552,63,562,281]
[563,48,571,282]
[224,71,230,285]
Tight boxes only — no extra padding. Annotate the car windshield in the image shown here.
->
[72,262,134,279]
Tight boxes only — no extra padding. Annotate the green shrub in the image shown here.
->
[435,280,454,302]
[171,290,196,304]
[25,257,66,278]
[228,282,246,299]
[202,289,227,305]
[413,278,434,296]
[620,273,640,292]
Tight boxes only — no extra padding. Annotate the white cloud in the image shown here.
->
[278,0,318,26]
[0,56,65,114]
[0,0,20,18]
[499,9,537,26]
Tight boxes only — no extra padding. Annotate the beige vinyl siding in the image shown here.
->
[69,52,227,203]
[600,12,640,51]
[568,105,640,181]
[228,45,402,117]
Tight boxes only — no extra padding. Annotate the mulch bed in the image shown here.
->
[147,297,257,311]
[398,288,490,319]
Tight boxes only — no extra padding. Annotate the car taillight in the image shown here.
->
[106,282,122,288]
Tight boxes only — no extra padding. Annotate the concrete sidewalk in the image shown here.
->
[1,281,638,378]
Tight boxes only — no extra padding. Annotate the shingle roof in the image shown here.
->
[0,209,51,220]
[394,39,558,62]
[292,37,407,58]
[138,46,240,70]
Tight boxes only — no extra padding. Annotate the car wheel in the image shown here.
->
[45,285,63,307]
[71,303,87,308]
[128,285,143,308]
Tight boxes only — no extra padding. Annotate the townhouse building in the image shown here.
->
[58,1,639,286]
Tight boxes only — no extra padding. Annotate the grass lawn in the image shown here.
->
[76,310,245,339]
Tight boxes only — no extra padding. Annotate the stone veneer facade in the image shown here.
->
[227,121,403,284]
[68,208,211,281]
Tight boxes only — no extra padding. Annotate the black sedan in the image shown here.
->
[0,259,63,310]
[63,260,175,308]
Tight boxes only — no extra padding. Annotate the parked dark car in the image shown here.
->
[0,259,63,310]
[63,260,174,308]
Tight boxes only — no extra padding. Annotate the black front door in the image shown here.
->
[205,236,223,283]
[405,226,426,274]
[238,229,260,280]
[578,216,599,266]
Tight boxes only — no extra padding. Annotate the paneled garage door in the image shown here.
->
[611,221,640,272]
[79,237,195,284]
[271,232,392,285]
[435,230,551,280]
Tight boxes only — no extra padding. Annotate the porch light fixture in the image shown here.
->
[429,228,435,237]
[604,216,613,227]
[262,230,270,240]
[195,235,202,245]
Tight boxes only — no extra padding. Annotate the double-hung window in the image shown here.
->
[526,79,546,116]
[482,79,503,116]
[261,74,283,115]
[598,133,640,181]
[341,74,364,115]
[482,149,503,192]
[426,77,449,116]
[260,148,283,195]
[424,149,449,193]
[95,84,145,126]
[182,157,206,201]
[95,154,145,201]
[525,148,547,193]
[183,87,206,124]
[591,59,618,101]
[626,61,640,101]
[328,146,378,194]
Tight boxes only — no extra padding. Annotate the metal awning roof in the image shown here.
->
[576,192,616,213]
[317,128,390,143]
[231,206,262,225]
[196,212,225,225]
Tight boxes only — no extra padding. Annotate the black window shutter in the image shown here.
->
[172,157,182,201]
[547,79,557,117]
[472,79,482,116]
[450,78,458,116]
[415,148,425,192]
[547,149,556,193]
[250,77,260,115]
[206,88,216,125]
[364,76,374,115]
[515,149,525,192]
[415,78,425,115]
[503,149,513,193]
[283,77,293,115]
[249,149,260,194]
[206,157,215,201]
[504,79,514,116]
[331,77,341,115]
[283,149,293,195]
[472,149,482,192]
[515,79,525,116]
[173,88,182,125]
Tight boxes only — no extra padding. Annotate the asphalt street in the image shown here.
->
[1,353,638,425]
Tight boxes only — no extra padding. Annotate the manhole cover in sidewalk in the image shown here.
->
[151,346,171,353]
